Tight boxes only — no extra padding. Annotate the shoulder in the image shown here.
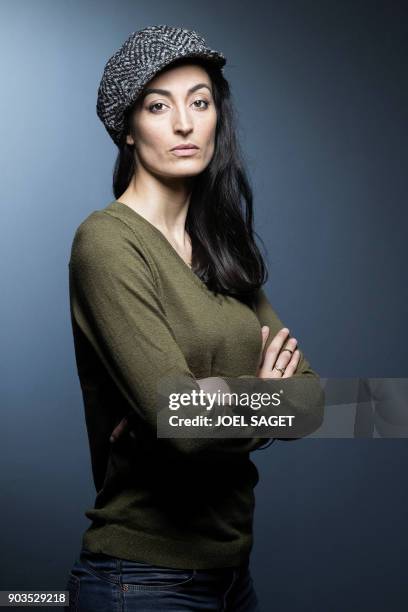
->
[71,209,145,259]
[71,209,133,250]
[69,209,157,280]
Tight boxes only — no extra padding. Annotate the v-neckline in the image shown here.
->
[107,200,223,303]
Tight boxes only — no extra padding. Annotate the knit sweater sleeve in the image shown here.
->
[69,212,272,456]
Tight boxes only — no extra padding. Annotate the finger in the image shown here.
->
[272,337,298,377]
[262,328,290,373]
[279,339,299,367]
[259,336,298,378]
[261,326,269,349]
[258,326,269,366]
[282,349,301,378]
[110,417,129,443]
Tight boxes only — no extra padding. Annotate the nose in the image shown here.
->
[172,105,193,135]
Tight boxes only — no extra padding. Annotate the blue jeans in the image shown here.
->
[65,547,261,611]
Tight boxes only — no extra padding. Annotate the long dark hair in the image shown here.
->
[112,57,268,307]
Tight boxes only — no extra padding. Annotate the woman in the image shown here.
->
[65,25,323,611]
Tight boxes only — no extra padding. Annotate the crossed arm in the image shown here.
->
[70,214,323,456]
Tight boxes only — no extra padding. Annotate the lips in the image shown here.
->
[171,143,199,150]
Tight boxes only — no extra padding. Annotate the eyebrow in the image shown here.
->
[141,83,212,100]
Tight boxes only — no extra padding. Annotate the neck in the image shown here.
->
[118,168,194,246]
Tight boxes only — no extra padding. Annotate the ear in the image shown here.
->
[126,134,135,146]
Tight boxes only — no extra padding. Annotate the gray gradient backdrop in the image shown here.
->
[1,1,407,610]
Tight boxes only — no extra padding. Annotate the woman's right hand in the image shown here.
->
[256,326,300,379]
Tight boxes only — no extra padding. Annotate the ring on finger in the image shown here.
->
[281,348,294,355]
[274,365,286,374]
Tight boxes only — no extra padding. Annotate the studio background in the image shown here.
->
[1,1,407,610]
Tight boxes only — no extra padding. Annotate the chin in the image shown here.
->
[164,164,207,178]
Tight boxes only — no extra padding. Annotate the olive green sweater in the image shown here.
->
[68,199,323,569]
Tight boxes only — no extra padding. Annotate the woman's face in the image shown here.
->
[127,63,217,179]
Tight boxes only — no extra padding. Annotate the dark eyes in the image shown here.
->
[147,99,210,113]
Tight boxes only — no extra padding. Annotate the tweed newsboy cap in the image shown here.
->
[96,25,227,146]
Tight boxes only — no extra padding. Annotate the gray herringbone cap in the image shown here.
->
[96,25,227,146]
